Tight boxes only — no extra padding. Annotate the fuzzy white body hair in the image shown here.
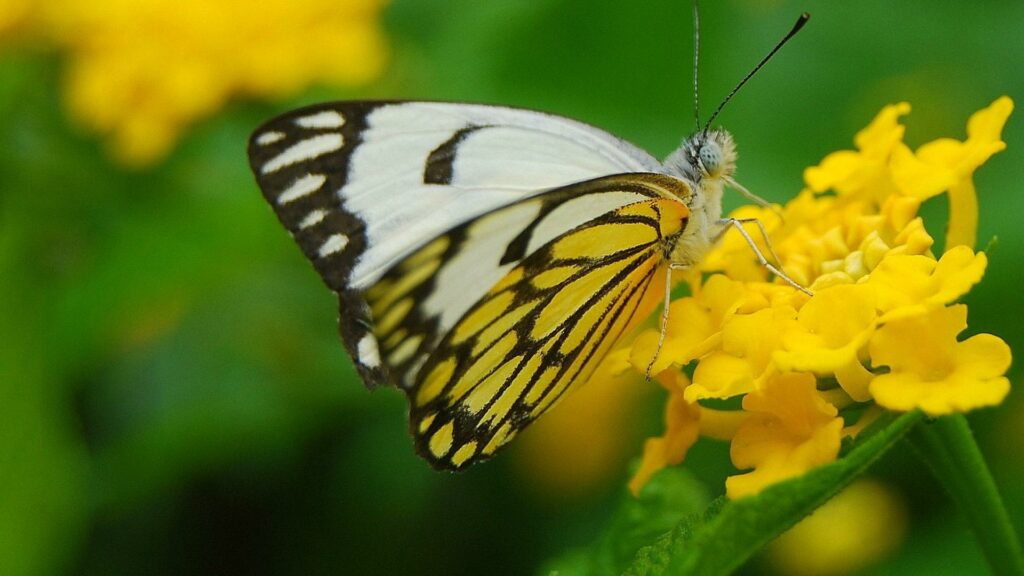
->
[660,128,737,266]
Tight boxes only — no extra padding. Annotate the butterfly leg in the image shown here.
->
[727,217,784,268]
[719,217,813,296]
[645,262,690,380]
[723,176,785,221]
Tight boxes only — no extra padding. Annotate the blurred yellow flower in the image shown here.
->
[627,97,1012,497]
[0,0,31,35]
[768,479,907,576]
[516,349,651,500]
[1,0,389,166]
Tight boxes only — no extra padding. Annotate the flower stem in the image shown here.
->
[909,414,1024,575]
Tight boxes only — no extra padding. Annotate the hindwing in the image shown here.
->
[390,177,692,469]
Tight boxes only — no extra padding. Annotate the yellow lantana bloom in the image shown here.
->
[726,372,844,500]
[891,96,1013,249]
[1,0,389,166]
[804,102,909,204]
[869,305,1011,415]
[629,371,701,497]
[628,97,1012,499]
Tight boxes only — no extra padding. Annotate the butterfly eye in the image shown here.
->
[699,144,723,177]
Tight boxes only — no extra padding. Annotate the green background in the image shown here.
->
[1,0,1021,574]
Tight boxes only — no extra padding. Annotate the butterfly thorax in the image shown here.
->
[661,128,736,266]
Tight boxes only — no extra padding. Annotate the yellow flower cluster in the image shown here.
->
[1,0,389,166]
[628,97,1013,499]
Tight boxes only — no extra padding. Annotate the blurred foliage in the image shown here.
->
[0,0,1021,575]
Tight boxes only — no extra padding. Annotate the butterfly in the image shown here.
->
[247,15,810,471]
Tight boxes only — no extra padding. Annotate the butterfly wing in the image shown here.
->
[398,174,692,468]
[248,101,664,387]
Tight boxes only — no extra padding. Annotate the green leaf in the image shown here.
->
[625,411,923,576]
[542,468,710,576]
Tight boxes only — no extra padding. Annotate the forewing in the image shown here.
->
[247,101,663,386]
[402,183,691,469]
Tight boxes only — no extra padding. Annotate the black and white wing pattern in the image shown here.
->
[247,101,687,468]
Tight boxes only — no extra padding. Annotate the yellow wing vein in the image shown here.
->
[404,193,687,469]
[470,250,658,425]
[524,256,659,414]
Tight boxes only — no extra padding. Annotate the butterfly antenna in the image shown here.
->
[702,12,810,135]
[692,0,701,133]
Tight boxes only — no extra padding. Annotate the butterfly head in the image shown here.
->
[696,129,737,180]
[661,128,737,266]
[663,128,736,186]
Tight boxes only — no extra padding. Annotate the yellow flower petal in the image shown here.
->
[697,407,748,441]
[894,96,1012,249]
[726,373,843,499]
[855,102,912,152]
[803,102,909,203]
[689,352,758,401]
[629,372,701,496]
[946,179,979,251]
[688,305,798,401]
[890,142,957,200]
[629,329,672,376]
[918,96,1013,177]
[869,305,1011,415]
[775,284,877,378]
[967,96,1013,139]
[833,359,875,404]
[868,246,987,321]
[804,150,862,194]
[882,194,923,232]
[889,217,934,257]
[630,275,748,376]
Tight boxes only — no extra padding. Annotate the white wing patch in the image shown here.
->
[255,131,285,146]
[318,233,349,258]
[262,133,344,174]
[296,110,346,129]
[358,333,381,368]
[451,126,638,186]
[422,201,542,332]
[277,173,327,205]
[298,209,327,230]
[342,103,662,289]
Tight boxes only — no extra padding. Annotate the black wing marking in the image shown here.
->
[248,102,389,385]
